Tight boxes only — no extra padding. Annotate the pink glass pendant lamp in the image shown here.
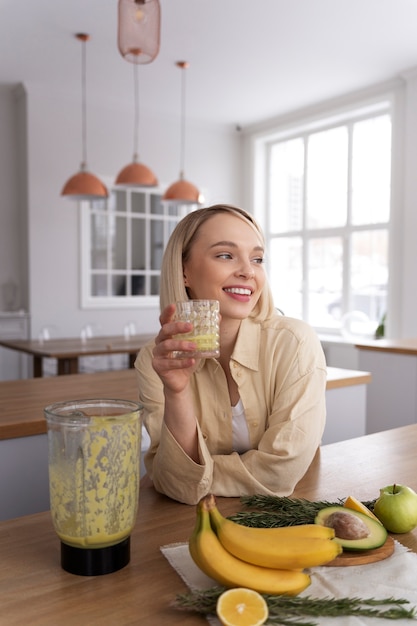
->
[118,0,161,64]
[61,33,108,201]
[163,61,203,204]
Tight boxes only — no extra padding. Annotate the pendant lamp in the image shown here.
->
[61,33,108,201]
[118,0,161,64]
[115,53,158,187]
[163,61,203,205]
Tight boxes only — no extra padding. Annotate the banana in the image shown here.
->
[189,497,311,596]
[206,494,342,569]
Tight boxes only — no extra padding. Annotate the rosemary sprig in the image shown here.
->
[175,587,417,624]
[227,495,377,527]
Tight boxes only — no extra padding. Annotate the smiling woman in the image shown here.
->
[135,204,327,505]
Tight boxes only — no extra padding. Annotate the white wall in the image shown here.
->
[0,81,241,338]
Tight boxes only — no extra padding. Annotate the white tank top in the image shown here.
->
[231,398,251,453]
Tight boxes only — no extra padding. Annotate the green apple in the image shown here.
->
[373,484,417,533]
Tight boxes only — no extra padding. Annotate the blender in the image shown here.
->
[44,398,142,576]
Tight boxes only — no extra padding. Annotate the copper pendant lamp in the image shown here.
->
[115,54,158,187]
[61,33,108,201]
[163,61,203,204]
[118,0,161,64]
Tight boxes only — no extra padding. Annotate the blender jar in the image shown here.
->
[44,398,142,576]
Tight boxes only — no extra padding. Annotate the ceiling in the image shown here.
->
[1,0,417,129]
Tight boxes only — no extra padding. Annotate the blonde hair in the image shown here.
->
[159,204,276,321]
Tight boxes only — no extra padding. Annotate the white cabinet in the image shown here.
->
[356,340,417,434]
[323,367,371,444]
[0,312,30,380]
[324,384,368,444]
[0,434,49,520]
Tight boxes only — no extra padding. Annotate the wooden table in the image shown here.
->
[0,369,139,440]
[1,423,416,625]
[0,334,155,377]
[0,367,370,441]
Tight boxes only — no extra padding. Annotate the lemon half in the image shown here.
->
[216,587,268,626]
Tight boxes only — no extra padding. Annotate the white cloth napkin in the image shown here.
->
[161,539,417,625]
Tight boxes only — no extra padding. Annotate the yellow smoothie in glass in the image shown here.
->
[49,414,140,549]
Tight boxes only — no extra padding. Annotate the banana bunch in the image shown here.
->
[189,493,342,596]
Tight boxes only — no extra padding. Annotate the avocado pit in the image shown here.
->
[323,511,370,540]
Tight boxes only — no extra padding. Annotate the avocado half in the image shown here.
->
[315,505,387,551]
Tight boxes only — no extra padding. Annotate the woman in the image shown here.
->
[135,204,326,504]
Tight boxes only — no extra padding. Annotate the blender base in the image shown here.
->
[60,536,130,576]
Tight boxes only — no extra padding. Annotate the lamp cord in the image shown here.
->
[179,65,187,179]
[81,36,88,170]
[133,61,139,161]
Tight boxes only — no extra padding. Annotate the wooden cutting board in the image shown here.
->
[325,535,395,567]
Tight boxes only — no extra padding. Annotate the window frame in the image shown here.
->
[79,182,193,309]
[252,90,398,336]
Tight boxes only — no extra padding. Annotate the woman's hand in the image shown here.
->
[152,303,199,393]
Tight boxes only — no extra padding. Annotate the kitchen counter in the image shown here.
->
[355,337,417,355]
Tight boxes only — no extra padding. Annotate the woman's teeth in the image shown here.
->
[224,288,251,295]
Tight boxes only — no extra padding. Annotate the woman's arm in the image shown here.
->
[150,303,201,462]
[135,344,214,504]
[211,366,327,496]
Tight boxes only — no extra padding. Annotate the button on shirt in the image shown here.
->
[135,314,327,505]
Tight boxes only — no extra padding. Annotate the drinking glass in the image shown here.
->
[173,299,220,358]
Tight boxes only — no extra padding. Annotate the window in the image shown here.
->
[258,101,391,334]
[80,186,193,308]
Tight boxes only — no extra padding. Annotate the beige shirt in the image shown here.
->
[135,315,327,505]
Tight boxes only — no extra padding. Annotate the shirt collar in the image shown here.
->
[231,317,260,370]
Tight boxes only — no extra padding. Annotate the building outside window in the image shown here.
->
[256,100,392,336]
